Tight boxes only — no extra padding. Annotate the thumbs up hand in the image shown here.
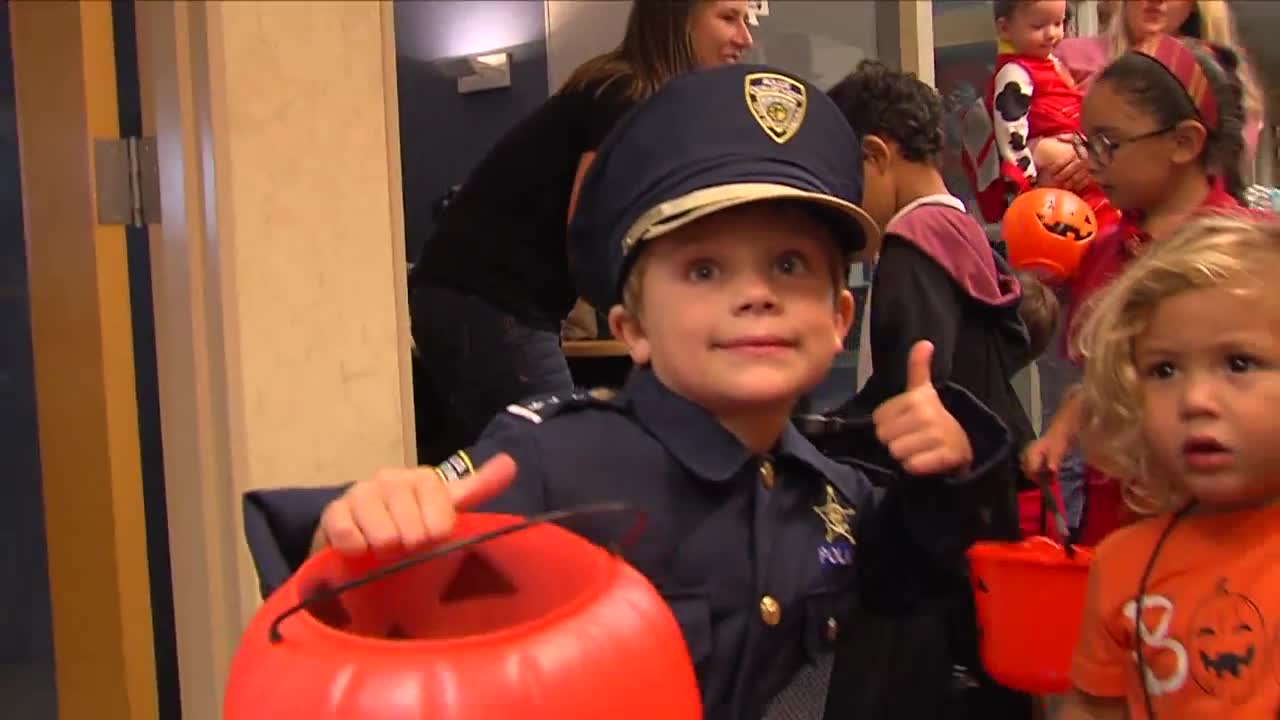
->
[871,341,974,476]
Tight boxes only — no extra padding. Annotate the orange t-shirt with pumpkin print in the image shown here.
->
[1072,502,1280,718]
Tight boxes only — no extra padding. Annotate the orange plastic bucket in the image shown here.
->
[1001,188,1096,283]
[225,510,701,719]
[967,536,1093,694]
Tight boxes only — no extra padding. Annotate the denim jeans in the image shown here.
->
[410,284,574,463]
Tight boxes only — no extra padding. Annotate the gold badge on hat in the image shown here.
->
[745,72,807,144]
[813,484,857,545]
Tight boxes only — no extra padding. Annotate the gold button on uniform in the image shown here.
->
[759,595,782,626]
[759,460,776,490]
[826,617,839,642]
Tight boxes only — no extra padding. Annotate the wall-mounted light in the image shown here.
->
[395,1,541,64]
[446,51,511,95]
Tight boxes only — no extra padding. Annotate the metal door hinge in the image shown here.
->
[94,136,161,227]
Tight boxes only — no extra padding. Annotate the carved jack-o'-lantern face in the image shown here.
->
[1001,188,1098,282]
[1036,191,1096,243]
[1189,578,1266,704]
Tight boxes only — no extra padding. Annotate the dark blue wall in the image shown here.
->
[394,1,550,262]
[0,0,56,716]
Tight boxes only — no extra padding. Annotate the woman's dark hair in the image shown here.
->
[1096,39,1247,200]
[826,59,945,165]
[560,0,702,103]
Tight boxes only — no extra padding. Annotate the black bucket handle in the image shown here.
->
[268,502,645,643]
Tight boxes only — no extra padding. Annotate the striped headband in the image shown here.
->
[1132,34,1220,130]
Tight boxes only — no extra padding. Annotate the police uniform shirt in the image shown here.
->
[434,366,1010,720]
[240,364,1011,719]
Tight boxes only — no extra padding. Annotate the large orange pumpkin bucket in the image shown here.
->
[225,505,702,719]
[967,475,1093,694]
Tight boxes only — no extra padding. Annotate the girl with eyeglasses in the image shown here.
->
[1048,1,1264,192]
[1022,34,1267,549]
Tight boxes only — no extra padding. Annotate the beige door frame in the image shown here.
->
[134,2,413,717]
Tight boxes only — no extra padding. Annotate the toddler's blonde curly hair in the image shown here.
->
[1074,214,1280,515]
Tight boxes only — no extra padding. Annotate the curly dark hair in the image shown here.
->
[826,59,945,164]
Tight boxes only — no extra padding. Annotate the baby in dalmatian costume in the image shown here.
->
[962,0,1120,233]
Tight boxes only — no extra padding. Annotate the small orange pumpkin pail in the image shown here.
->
[224,508,702,719]
[967,536,1093,694]
[1001,188,1097,283]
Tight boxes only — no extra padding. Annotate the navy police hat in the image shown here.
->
[568,63,879,311]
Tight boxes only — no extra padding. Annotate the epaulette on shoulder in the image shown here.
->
[503,386,621,424]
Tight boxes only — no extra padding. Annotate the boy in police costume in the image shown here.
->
[243,64,1013,719]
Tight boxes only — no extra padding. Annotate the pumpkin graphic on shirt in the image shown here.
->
[1189,578,1267,703]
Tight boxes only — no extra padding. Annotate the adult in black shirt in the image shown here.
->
[411,0,755,460]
